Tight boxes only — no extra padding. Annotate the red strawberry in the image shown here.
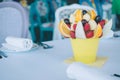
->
[99,20,106,29]
[70,31,76,39]
[86,30,94,38]
[73,24,77,31]
[84,23,90,32]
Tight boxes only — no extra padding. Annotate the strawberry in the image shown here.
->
[84,23,90,32]
[70,31,76,39]
[73,24,77,31]
[86,30,94,38]
[99,20,106,29]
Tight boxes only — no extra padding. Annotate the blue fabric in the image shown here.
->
[29,1,41,25]
[29,0,54,43]
[29,1,41,43]
[46,0,55,21]
[79,0,93,7]
[94,0,103,18]
[79,0,104,18]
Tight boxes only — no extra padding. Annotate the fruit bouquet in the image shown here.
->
[58,9,112,64]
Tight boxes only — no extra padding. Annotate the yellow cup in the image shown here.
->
[70,38,99,64]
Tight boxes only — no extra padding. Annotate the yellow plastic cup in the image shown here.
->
[70,38,99,64]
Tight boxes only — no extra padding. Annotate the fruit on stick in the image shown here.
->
[86,30,94,38]
[59,20,71,37]
[99,20,106,29]
[82,10,88,15]
[89,10,96,20]
[89,20,97,30]
[73,9,82,23]
[71,24,77,31]
[83,23,90,32]
[95,15,102,23]
[94,24,103,38]
[70,31,76,39]
[83,13,91,21]
[70,14,75,23]
[58,9,110,39]
[81,19,88,26]
[75,21,86,39]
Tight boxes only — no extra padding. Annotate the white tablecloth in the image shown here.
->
[0,38,120,80]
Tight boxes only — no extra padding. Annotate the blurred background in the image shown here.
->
[0,0,116,44]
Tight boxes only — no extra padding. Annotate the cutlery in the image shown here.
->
[113,74,120,78]
[40,43,53,49]
[0,55,2,59]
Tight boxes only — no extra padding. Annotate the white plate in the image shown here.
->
[0,44,39,53]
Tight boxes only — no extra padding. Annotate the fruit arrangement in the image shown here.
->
[59,9,108,39]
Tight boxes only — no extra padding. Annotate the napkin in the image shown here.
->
[66,62,115,80]
[2,36,33,51]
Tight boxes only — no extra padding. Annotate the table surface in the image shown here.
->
[0,38,120,80]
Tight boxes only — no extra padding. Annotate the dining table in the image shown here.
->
[0,37,120,80]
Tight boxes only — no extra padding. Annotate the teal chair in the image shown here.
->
[29,0,41,43]
[29,0,53,44]
[37,0,53,42]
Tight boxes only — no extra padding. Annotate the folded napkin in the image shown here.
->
[66,63,115,80]
[2,36,33,51]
